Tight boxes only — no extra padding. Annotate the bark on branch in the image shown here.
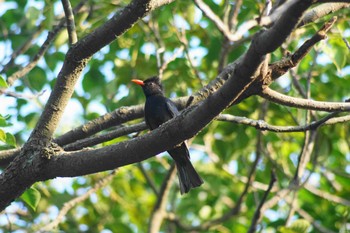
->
[0,0,175,211]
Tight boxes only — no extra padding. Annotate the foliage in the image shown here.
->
[0,0,349,233]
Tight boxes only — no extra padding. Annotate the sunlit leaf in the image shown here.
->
[20,187,41,211]
[0,75,8,88]
[5,132,16,147]
[0,129,6,142]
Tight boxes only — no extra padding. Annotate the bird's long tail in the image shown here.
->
[176,160,203,194]
[168,144,203,194]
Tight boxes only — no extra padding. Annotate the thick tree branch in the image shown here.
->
[55,97,188,146]
[41,0,313,179]
[0,12,343,166]
[0,0,175,211]
[63,122,147,151]
[0,0,313,212]
[0,98,188,167]
[70,0,174,62]
[31,0,169,142]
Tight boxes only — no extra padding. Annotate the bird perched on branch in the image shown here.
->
[132,76,203,194]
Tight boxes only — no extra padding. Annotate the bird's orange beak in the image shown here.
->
[131,79,144,86]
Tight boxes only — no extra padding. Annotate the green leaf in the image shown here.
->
[0,129,6,142]
[289,219,311,233]
[279,219,311,233]
[323,37,349,71]
[20,187,41,211]
[0,75,8,88]
[28,67,47,91]
[43,0,54,29]
[5,132,16,147]
[0,117,7,127]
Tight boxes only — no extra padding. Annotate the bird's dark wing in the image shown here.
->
[165,99,180,118]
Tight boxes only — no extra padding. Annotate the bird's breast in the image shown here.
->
[145,96,173,130]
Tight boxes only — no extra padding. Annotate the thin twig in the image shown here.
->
[159,46,184,79]
[269,17,337,81]
[193,0,240,41]
[5,0,86,87]
[217,111,344,132]
[0,25,44,73]
[342,37,350,51]
[217,0,243,73]
[36,171,116,232]
[287,61,317,224]
[296,208,337,233]
[305,183,350,206]
[148,163,177,233]
[293,131,317,184]
[229,0,242,30]
[247,170,277,233]
[175,25,202,83]
[61,0,78,45]
[0,89,46,99]
[247,103,274,233]
[169,130,264,231]
[138,163,159,195]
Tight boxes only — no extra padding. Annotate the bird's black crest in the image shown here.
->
[144,76,163,88]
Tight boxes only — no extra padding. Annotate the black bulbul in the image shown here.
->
[132,76,203,194]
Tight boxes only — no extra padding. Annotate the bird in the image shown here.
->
[132,76,203,194]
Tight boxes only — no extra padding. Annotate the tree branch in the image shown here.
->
[269,16,336,81]
[261,88,350,112]
[0,25,44,74]
[193,0,241,41]
[298,2,349,27]
[5,0,87,87]
[61,0,78,45]
[296,207,337,233]
[138,163,159,195]
[63,122,147,151]
[0,149,20,167]
[0,0,175,211]
[217,111,345,132]
[36,171,116,232]
[55,97,188,146]
[305,183,350,206]
[0,0,314,211]
[247,170,277,233]
[0,0,313,211]
[148,164,176,233]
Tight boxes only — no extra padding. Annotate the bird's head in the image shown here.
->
[132,76,164,97]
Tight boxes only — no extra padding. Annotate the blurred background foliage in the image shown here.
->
[0,0,349,232]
